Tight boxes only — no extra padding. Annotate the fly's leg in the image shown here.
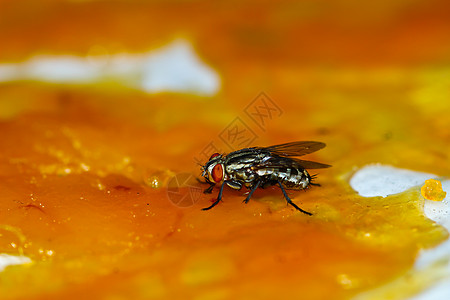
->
[196,178,208,184]
[203,183,215,194]
[202,180,230,211]
[196,178,215,194]
[277,180,312,216]
[243,180,261,204]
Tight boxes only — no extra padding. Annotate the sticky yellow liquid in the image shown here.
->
[1,1,449,299]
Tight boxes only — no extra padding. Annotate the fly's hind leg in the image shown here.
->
[277,180,312,216]
[243,180,261,204]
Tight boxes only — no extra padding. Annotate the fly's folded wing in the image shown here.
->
[255,141,326,157]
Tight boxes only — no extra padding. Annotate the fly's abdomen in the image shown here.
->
[255,167,310,190]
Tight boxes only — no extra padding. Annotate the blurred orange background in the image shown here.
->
[0,1,450,300]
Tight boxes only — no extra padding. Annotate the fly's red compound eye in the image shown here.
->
[211,164,223,183]
[209,153,220,160]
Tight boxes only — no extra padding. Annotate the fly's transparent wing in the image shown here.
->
[290,158,331,169]
[252,156,331,171]
[256,141,326,157]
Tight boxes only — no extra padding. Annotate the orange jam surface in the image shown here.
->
[1,1,450,300]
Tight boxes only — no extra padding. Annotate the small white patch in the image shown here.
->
[350,164,435,197]
[0,40,220,96]
[409,278,450,300]
[350,164,450,299]
[140,40,220,95]
[0,254,32,272]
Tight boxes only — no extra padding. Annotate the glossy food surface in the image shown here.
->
[0,1,449,299]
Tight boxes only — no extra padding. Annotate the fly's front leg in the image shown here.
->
[203,183,215,194]
[202,180,231,211]
[196,178,215,194]
[277,180,312,216]
[243,180,261,204]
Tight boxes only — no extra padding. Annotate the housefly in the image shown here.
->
[200,141,330,215]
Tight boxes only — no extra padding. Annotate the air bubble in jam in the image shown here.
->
[0,225,27,256]
[147,176,160,188]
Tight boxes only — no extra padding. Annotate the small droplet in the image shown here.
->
[421,179,446,201]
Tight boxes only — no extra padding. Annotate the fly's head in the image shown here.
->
[201,153,225,184]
